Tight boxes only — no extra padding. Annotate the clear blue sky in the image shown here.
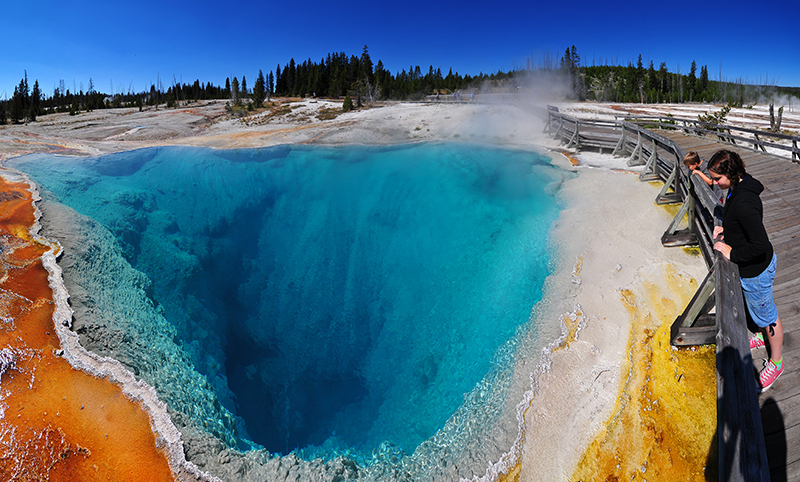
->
[3,0,799,99]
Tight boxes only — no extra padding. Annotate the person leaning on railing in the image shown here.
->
[709,149,784,392]
[683,151,713,186]
[684,150,724,224]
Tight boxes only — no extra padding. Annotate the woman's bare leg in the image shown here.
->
[765,316,784,362]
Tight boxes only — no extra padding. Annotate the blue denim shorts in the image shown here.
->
[740,253,779,328]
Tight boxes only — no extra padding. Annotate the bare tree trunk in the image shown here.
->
[770,101,775,130]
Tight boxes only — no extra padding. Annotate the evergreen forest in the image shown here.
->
[1,45,798,125]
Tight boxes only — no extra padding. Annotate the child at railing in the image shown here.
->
[683,151,713,186]
[684,151,725,224]
[709,149,783,392]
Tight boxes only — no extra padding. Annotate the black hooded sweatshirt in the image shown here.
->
[723,175,773,278]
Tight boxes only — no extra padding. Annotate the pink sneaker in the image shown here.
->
[758,359,783,392]
[749,333,766,350]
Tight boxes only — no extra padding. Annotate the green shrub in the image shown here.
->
[698,105,730,126]
[343,93,353,113]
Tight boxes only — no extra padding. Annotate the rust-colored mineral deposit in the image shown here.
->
[0,174,175,481]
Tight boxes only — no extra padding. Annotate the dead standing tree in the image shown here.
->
[770,100,784,132]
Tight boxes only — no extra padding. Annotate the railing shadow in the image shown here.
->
[705,354,789,482]
[717,344,769,481]
[707,345,770,481]
[706,426,719,481]
[761,397,787,482]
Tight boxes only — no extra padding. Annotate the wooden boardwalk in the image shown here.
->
[658,130,800,482]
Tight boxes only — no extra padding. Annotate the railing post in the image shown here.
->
[670,265,717,346]
[612,125,627,157]
[752,133,765,152]
[655,155,683,204]
[661,183,697,245]
[566,120,580,148]
[554,116,563,140]
[627,132,644,166]
[639,138,661,181]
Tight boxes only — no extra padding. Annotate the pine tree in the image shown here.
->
[636,54,644,102]
[231,77,240,104]
[560,46,582,99]
[253,70,266,106]
[149,84,158,106]
[58,79,66,111]
[30,80,41,121]
[268,71,274,99]
[360,45,373,84]
[87,78,95,111]
[10,85,24,123]
[342,92,352,112]
[10,74,30,123]
[192,80,201,101]
[287,58,296,96]
[374,60,386,100]
[70,90,80,115]
[22,72,29,108]
[658,62,668,99]
[688,61,697,101]
[700,65,709,100]
[647,61,657,102]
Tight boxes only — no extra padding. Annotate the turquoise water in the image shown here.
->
[9,143,569,464]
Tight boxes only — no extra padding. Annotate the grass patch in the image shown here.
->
[226,103,249,118]
[244,102,300,126]
[316,108,341,121]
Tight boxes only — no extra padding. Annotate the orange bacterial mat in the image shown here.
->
[0,175,175,481]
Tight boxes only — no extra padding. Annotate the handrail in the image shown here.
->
[546,107,770,482]
[622,114,800,162]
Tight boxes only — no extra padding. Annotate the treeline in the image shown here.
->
[270,46,509,100]
[0,45,509,124]
[2,73,43,124]
[558,46,795,106]
[1,44,797,125]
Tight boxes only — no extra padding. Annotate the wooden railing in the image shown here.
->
[621,114,800,163]
[546,106,770,481]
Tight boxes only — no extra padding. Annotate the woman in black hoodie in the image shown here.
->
[709,149,783,392]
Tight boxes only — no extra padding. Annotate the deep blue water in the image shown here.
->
[9,143,568,461]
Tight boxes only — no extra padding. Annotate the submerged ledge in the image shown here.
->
[0,168,215,481]
[471,166,717,481]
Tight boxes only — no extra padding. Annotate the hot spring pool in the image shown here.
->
[8,142,572,474]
